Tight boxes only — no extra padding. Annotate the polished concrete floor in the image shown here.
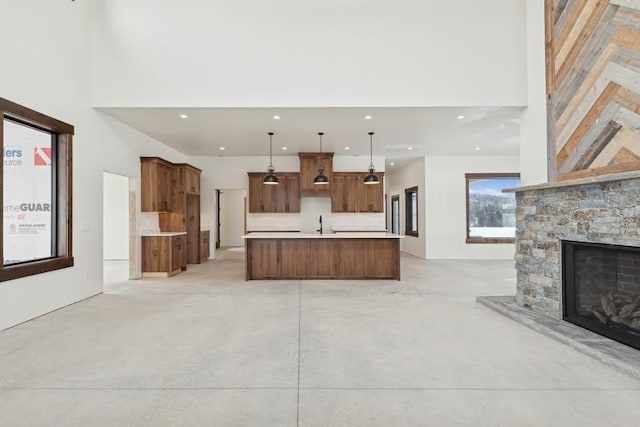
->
[1,249,640,426]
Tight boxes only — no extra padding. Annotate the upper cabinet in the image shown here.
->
[332,172,384,213]
[141,157,176,212]
[141,158,201,213]
[175,164,201,196]
[248,172,301,213]
[298,153,334,197]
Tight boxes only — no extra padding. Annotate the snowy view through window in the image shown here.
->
[468,177,520,239]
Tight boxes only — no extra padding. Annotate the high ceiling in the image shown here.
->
[99,106,523,171]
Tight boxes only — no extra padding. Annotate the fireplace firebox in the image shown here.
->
[563,240,640,350]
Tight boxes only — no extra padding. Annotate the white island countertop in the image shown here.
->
[141,231,187,237]
[242,232,403,239]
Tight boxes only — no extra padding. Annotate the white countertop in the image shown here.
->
[141,232,187,237]
[242,232,403,239]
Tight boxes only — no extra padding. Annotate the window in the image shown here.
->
[465,173,520,244]
[1,97,74,281]
[391,195,399,235]
[405,186,418,237]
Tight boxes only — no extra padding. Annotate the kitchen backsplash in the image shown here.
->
[140,212,160,234]
[247,198,385,233]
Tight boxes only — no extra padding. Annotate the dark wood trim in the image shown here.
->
[466,237,516,244]
[465,173,520,244]
[0,97,74,279]
[0,97,74,135]
[0,257,74,282]
[404,186,418,237]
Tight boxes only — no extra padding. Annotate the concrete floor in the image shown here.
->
[1,249,640,426]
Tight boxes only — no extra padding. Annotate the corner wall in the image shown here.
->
[386,158,427,259]
[424,156,521,260]
[0,0,188,331]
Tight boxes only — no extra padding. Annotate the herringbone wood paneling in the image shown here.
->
[547,0,640,179]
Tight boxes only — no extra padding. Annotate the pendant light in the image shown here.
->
[313,132,329,185]
[263,132,279,185]
[364,132,380,184]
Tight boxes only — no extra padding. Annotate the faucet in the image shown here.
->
[317,215,323,235]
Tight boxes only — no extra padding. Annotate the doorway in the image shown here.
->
[217,189,247,247]
[391,195,400,235]
[103,172,137,287]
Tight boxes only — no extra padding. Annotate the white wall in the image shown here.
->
[520,0,550,185]
[103,173,129,260]
[424,155,520,259]
[385,158,427,259]
[0,0,189,331]
[219,189,247,247]
[91,0,527,108]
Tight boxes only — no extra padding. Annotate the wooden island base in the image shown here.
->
[245,237,400,280]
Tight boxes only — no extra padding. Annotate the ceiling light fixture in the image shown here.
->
[263,132,279,185]
[273,115,280,120]
[475,147,481,151]
[313,132,329,185]
[390,162,395,166]
[457,115,465,119]
[219,147,225,150]
[344,146,350,151]
[407,147,414,151]
[365,115,372,120]
[180,114,188,119]
[364,132,380,185]
[281,147,288,151]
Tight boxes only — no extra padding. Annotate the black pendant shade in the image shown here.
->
[313,132,329,185]
[263,132,279,185]
[364,132,380,185]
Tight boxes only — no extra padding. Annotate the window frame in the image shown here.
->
[404,186,418,237]
[0,97,74,281]
[465,172,519,244]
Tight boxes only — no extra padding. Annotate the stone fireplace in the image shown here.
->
[512,172,640,331]
[563,240,640,350]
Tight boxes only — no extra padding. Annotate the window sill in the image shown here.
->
[0,257,74,282]
[466,238,515,244]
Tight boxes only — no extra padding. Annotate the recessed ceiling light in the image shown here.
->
[475,147,481,151]
[344,146,350,150]
[364,115,372,120]
[273,115,280,120]
[500,123,506,128]
[457,115,465,119]
[390,162,395,166]
[219,147,225,150]
[281,147,287,151]
[407,147,414,151]
[180,114,188,119]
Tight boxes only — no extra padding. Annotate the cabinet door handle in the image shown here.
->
[152,250,158,256]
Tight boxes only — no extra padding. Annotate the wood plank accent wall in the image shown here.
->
[546,0,640,180]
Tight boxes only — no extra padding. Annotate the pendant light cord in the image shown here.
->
[369,132,374,170]
[268,132,274,170]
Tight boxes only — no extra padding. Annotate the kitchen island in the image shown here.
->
[242,232,402,280]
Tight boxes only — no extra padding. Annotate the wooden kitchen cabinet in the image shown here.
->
[332,172,384,213]
[142,234,187,277]
[175,164,201,195]
[141,157,203,265]
[200,230,210,262]
[299,152,333,197]
[248,172,300,213]
[141,157,176,212]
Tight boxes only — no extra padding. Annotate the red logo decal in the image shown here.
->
[34,147,52,166]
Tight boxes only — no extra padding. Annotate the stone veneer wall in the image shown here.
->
[515,177,640,320]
